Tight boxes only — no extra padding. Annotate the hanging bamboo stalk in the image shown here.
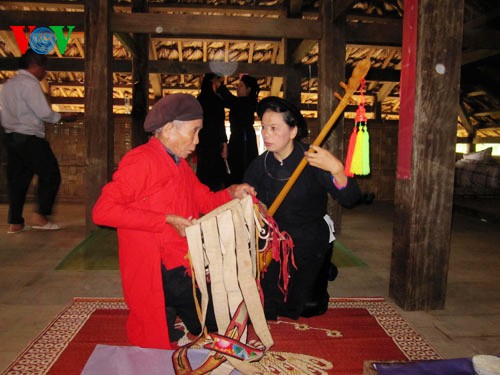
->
[267,58,371,216]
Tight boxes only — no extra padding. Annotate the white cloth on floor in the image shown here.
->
[82,344,240,375]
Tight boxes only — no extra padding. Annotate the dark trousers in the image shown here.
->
[161,264,218,336]
[4,133,61,225]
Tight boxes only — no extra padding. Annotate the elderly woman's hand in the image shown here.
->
[166,214,194,237]
[227,183,256,199]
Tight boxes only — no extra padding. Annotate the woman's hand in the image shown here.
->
[305,145,347,186]
[166,214,194,237]
[227,183,256,199]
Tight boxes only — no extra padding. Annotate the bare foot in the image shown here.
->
[7,224,31,234]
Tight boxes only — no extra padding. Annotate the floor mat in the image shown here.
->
[3,297,441,375]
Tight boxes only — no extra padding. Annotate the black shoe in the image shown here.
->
[166,307,184,342]
[328,262,338,281]
[168,327,185,342]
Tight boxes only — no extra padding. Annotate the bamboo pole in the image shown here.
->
[267,58,371,216]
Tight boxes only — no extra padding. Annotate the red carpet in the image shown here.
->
[3,297,440,374]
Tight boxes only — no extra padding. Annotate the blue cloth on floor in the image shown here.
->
[375,357,474,375]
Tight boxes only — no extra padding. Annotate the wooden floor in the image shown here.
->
[0,199,499,372]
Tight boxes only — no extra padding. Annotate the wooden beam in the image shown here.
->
[463,5,500,31]
[115,33,137,59]
[458,100,475,135]
[0,56,401,82]
[332,0,358,20]
[318,0,346,231]
[463,30,500,51]
[84,0,113,233]
[148,41,162,98]
[0,10,406,48]
[288,0,303,16]
[0,11,83,29]
[292,40,317,64]
[0,0,84,9]
[137,3,288,17]
[473,110,500,117]
[110,13,321,40]
[462,49,500,65]
[346,20,402,46]
[130,0,149,147]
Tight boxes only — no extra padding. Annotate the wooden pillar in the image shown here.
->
[131,0,149,147]
[283,40,302,109]
[389,0,464,310]
[318,0,346,232]
[84,0,113,232]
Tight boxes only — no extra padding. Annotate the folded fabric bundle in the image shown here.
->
[374,357,474,375]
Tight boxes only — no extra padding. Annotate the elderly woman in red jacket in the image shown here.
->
[93,93,254,349]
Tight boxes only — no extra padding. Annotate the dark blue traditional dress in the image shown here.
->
[244,140,361,319]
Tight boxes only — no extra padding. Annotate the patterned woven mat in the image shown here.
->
[3,297,441,375]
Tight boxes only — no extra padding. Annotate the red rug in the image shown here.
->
[3,297,441,374]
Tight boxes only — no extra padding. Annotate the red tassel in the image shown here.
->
[345,125,357,177]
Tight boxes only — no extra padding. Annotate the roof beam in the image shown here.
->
[333,0,358,20]
[110,13,321,40]
[0,11,83,29]
[0,56,401,82]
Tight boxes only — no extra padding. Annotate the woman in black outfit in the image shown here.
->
[244,97,361,320]
[196,73,228,191]
[216,75,260,184]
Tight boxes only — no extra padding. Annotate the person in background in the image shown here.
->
[216,74,260,184]
[244,96,361,320]
[196,73,228,191]
[92,93,255,349]
[0,49,75,234]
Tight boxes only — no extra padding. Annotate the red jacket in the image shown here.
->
[93,137,231,349]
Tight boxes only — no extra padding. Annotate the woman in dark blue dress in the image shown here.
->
[244,97,361,320]
[196,73,228,191]
[216,75,260,184]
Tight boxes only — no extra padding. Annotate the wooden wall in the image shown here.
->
[0,115,132,203]
[0,117,399,203]
[345,119,398,201]
[308,118,399,201]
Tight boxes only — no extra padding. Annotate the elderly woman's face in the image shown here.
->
[261,110,297,156]
[157,119,203,159]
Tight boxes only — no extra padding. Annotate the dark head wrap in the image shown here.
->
[257,96,308,140]
[200,73,218,94]
[144,93,203,132]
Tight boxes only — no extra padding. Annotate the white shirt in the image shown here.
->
[0,70,61,138]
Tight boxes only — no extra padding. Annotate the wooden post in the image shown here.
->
[389,0,464,310]
[318,0,347,232]
[84,0,113,233]
[283,39,302,108]
[131,0,149,147]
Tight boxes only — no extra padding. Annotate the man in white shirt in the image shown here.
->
[0,49,75,234]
